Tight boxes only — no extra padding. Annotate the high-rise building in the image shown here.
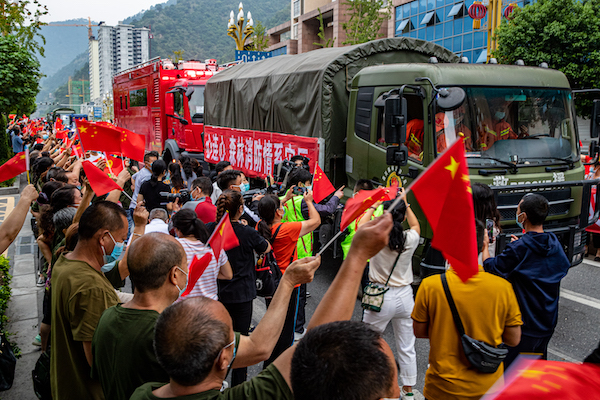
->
[89,22,150,103]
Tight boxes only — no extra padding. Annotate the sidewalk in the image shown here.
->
[2,175,42,399]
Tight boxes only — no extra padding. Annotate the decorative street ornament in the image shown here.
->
[227,2,255,50]
[504,3,517,19]
[468,1,487,29]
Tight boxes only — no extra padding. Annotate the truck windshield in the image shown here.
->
[188,85,205,123]
[436,87,578,167]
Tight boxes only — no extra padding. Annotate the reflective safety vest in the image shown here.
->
[282,196,313,259]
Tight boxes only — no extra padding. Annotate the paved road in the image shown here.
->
[245,249,600,395]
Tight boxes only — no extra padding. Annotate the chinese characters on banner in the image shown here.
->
[203,126,320,178]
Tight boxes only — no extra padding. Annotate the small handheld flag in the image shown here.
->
[206,212,240,259]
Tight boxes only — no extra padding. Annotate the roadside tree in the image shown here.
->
[493,0,600,117]
[342,0,391,45]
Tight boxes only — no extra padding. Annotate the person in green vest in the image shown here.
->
[282,167,344,340]
[340,179,376,260]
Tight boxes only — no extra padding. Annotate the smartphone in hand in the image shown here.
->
[485,219,494,243]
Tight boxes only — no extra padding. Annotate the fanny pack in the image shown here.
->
[441,273,508,374]
[361,252,401,312]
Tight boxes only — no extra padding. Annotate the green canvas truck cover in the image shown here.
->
[205,37,459,169]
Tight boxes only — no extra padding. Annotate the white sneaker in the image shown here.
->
[401,387,414,399]
[294,328,307,342]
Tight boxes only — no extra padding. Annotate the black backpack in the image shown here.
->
[255,224,286,297]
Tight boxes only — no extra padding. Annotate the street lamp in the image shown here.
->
[227,2,254,50]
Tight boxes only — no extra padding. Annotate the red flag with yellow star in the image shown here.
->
[483,358,600,399]
[340,187,388,231]
[77,120,121,154]
[206,212,240,259]
[118,128,145,162]
[0,152,27,183]
[312,163,336,203]
[410,138,478,282]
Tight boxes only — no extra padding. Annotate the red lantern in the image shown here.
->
[504,3,516,19]
[468,2,487,19]
[468,2,487,29]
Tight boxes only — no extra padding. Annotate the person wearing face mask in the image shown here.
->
[493,107,517,142]
[92,231,321,400]
[217,169,261,226]
[281,167,344,340]
[181,176,216,224]
[172,209,233,300]
[50,201,129,400]
[483,193,570,368]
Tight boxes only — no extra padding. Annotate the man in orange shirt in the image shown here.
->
[494,109,518,141]
[405,119,425,160]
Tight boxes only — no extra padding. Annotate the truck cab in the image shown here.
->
[347,62,597,273]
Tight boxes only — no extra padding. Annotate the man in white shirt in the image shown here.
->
[128,152,159,235]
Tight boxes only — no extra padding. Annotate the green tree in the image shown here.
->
[0,35,41,163]
[248,21,269,52]
[0,0,48,56]
[313,8,335,48]
[493,0,600,117]
[342,0,391,45]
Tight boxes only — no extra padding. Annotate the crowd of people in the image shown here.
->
[0,118,599,400]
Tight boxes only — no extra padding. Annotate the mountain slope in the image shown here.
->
[132,0,290,63]
[37,19,97,77]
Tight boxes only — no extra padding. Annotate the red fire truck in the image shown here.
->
[113,57,220,162]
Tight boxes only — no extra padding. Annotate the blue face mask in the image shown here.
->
[42,134,49,140]
[174,266,188,298]
[102,232,125,265]
[515,212,525,230]
[241,183,250,193]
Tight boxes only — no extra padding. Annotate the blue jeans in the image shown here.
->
[125,208,134,240]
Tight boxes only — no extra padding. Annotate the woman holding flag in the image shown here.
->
[360,189,420,398]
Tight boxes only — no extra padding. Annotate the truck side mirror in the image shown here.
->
[384,95,407,145]
[590,140,599,159]
[591,99,600,139]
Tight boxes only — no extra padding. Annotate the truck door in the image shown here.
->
[165,90,187,148]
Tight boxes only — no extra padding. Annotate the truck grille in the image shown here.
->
[495,186,573,221]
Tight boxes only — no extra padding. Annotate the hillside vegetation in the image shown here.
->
[132,0,290,63]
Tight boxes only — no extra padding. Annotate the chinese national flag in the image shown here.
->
[483,359,600,399]
[82,160,122,196]
[410,138,478,282]
[8,114,16,121]
[206,212,240,259]
[0,152,27,183]
[340,187,388,231]
[181,253,213,297]
[312,163,336,203]
[119,128,146,162]
[105,154,124,176]
[54,118,63,131]
[381,181,400,201]
[55,130,68,140]
[77,120,121,154]
[72,144,84,159]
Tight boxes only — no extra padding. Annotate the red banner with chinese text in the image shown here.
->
[203,126,320,178]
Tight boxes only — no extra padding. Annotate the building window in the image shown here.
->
[292,23,298,40]
[293,0,301,18]
[448,2,465,18]
[397,19,413,34]
[421,11,438,26]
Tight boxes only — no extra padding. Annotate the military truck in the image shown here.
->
[204,37,600,274]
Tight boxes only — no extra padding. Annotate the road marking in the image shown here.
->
[561,289,600,310]
[548,347,580,363]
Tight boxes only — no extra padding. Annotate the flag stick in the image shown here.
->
[121,190,134,203]
[121,156,125,171]
[25,146,30,184]
[316,228,347,256]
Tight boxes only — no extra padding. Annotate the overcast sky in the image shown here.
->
[41,0,168,25]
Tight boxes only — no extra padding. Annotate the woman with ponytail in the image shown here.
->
[138,159,172,212]
[256,191,320,367]
[359,188,420,398]
[206,190,271,385]
[171,209,232,300]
